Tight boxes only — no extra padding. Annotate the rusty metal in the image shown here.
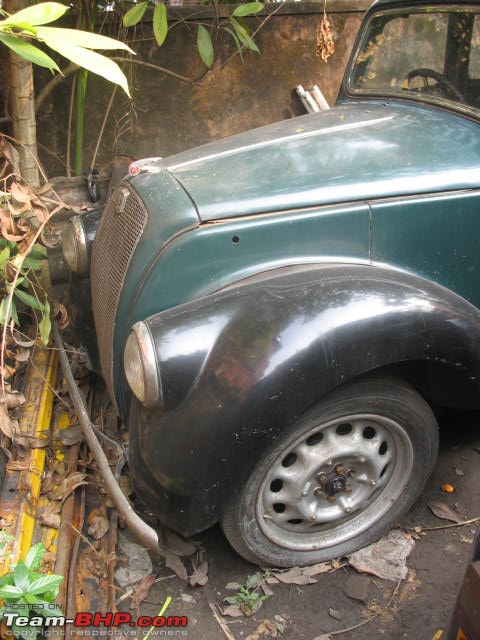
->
[0,345,58,576]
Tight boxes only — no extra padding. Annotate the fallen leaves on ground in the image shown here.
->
[48,471,88,502]
[88,507,110,540]
[266,561,331,585]
[246,619,282,640]
[428,501,463,524]
[129,574,155,609]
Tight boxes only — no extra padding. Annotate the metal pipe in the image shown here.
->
[52,321,160,555]
[310,85,330,111]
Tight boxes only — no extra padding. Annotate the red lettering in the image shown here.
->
[112,613,132,626]
[74,613,92,627]
[137,617,152,627]
[92,613,113,626]
[153,617,166,627]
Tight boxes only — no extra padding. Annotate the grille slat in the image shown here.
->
[91,185,148,403]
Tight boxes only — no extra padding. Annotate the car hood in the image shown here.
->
[154,101,480,221]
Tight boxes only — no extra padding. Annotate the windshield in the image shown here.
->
[348,7,480,115]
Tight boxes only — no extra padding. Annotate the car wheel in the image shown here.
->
[222,376,439,567]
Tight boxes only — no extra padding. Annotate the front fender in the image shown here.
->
[128,264,480,535]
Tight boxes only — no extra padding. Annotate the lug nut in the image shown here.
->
[314,488,324,497]
[335,464,345,475]
[370,480,376,486]
[317,473,328,485]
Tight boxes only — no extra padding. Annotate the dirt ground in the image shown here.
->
[117,410,480,640]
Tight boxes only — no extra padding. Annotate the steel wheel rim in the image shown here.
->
[256,413,414,551]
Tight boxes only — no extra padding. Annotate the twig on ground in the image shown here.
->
[208,600,236,640]
[407,516,480,533]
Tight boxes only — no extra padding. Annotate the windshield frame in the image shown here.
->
[343,4,480,120]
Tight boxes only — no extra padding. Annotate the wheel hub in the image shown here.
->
[315,464,352,500]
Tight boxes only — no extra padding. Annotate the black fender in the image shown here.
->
[128,264,480,535]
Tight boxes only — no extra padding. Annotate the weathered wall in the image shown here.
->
[35,1,369,178]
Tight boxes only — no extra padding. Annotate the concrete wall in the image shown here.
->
[35,1,369,178]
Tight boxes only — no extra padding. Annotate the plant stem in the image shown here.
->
[74,69,88,176]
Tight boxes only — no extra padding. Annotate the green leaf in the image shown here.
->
[14,288,44,311]
[123,1,148,27]
[0,584,23,598]
[39,299,51,345]
[229,17,259,53]
[25,543,44,571]
[224,27,244,62]
[0,32,60,70]
[36,26,134,53]
[0,297,17,326]
[0,2,67,27]
[232,2,263,17]
[41,40,130,96]
[28,574,63,596]
[13,562,30,593]
[0,245,10,270]
[197,24,213,68]
[24,593,39,604]
[153,3,167,47]
[38,603,64,617]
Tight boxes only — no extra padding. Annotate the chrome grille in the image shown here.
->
[91,184,148,403]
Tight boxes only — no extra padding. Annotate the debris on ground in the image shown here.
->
[129,573,155,609]
[428,501,463,523]
[441,483,455,493]
[266,561,331,585]
[114,536,153,587]
[246,618,284,639]
[349,530,415,580]
[344,573,371,603]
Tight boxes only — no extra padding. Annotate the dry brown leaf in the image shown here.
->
[87,507,110,540]
[163,550,188,582]
[328,608,342,621]
[163,528,198,557]
[222,604,243,618]
[267,567,316,585]
[316,9,335,62]
[11,182,33,204]
[48,471,88,502]
[51,300,69,329]
[189,560,208,587]
[0,405,15,439]
[1,385,26,409]
[14,348,32,363]
[246,619,279,640]
[39,503,62,529]
[428,501,463,524]
[130,574,155,609]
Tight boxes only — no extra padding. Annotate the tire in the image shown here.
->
[222,375,439,567]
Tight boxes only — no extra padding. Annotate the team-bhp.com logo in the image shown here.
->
[1,601,188,637]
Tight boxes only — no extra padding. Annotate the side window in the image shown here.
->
[355,14,448,91]
[469,15,480,79]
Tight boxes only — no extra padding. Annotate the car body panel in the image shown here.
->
[150,102,480,222]
[127,264,480,535]
[114,202,371,418]
[371,190,480,307]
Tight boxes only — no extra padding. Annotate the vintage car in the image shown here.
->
[62,0,480,567]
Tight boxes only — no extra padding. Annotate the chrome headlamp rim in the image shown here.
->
[125,321,162,409]
[63,216,89,276]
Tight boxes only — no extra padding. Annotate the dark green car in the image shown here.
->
[63,0,480,567]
